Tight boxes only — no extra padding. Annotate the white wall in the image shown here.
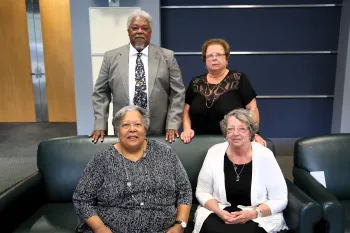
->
[89,7,139,135]
[70,0,160,135]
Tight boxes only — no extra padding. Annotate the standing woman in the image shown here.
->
[180,38,265,145]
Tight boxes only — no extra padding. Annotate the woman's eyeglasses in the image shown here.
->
[120,121,144,130]
[206,53,226,60]
[227,127,249,133]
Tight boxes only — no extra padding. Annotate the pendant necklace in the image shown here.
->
[123,162,148,206]
[120,144,148,206]
[233,163,246,181]
[204,72,226,108]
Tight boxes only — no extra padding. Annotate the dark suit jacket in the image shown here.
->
[92,43,185,135]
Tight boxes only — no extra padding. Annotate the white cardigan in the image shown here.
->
[193,141,288,233]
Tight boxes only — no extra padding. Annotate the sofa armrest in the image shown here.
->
[284,178,322,233]
[293,168,344,233]
[0,171,47,233]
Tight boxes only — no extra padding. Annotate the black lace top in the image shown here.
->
[185,70,257,135]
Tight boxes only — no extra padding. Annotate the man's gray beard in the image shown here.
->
[134,43,145,51]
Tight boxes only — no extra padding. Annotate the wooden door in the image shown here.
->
[0,0,36,122]
[40,0,76,122]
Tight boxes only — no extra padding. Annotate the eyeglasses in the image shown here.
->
[206,53,226,60]
[227,127,249,133]
[120,121,144,130]
[130,26,150,33]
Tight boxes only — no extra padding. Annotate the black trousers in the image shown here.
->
[199,207,266,233]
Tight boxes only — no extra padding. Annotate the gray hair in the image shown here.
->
[112,105,150,134]
[219,108,259,141]
[127,9,152,30]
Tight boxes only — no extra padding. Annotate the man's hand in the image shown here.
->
[166,224,184,233]
[254,134,266,147]
[94,226,113,233]
[89,130,107,144]
[165,129,179,143]
[228,210,257,224]
[180,129,195,144]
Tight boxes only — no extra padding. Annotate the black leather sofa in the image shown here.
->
[293,134,350,233]
[0,135,322,233]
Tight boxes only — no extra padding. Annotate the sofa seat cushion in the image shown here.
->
[14,203,199,233]
[14,203,76,233]
[340,200,350,233]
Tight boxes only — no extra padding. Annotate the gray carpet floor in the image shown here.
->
[0,123,296,193]
[0,123,77,193]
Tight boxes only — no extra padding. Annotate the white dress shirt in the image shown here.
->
[129,44,149,108]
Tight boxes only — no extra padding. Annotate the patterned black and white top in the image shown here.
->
[73,139,192,233]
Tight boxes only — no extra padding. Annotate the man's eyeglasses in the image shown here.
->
[227,127,249,133]
[206,53,226,60]
[130,26,150,33]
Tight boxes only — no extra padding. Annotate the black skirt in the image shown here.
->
[199,206,267,233]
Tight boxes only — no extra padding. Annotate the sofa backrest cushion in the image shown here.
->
[37,135,275,202]
[294,133,350,200]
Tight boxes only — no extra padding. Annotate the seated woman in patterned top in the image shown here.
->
[180,38,265,146]
[73,105,192,233]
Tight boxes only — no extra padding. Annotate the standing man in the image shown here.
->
[90,10,185,143]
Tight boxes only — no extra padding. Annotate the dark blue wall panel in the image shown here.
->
[258,99,333,138]
[176,54,337,95]
[162,0,342,5]
[161,3,341,138]
[162,7,341,51]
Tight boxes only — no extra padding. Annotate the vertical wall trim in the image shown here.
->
[332,0,350,133]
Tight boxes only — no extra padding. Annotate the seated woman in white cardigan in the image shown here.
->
[194,108,288,233]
